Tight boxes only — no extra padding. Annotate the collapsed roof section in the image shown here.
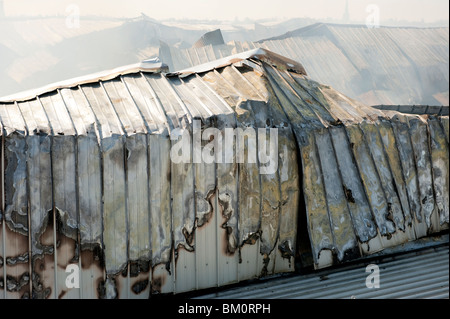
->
[159,24,450,106]
[0,49,448,298]
[193,29,225,48]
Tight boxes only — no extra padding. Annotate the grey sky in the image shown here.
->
[3,0,449,22]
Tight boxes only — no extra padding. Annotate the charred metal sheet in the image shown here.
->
[247,99,281,277]
[315,129,360,262]
[377,119,416,240]
[239,68,300,273]
[441,116,449,144]
[162,25,449,107]
[263,65,333,269]
[345,125,396,239]
[328,126,378,247]
[408,116,436,231]
[215,67,263,281]
[199,70,240,286]
[0,48,448,298]
[40,92,81,299]
[359,121,408,246]
[0,105,31,299]
[217,70,261,251]
[389,114,427,238]
[13,98,55,299]
[428,116,449,230]
[1,122,3,300]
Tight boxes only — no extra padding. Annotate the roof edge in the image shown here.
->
[0,49,307,103]
[168,48,307,78]
[0,59,168,103]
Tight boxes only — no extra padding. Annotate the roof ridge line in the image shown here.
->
[0,49,307,104]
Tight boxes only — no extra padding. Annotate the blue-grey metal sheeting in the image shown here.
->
[196,244,449,299]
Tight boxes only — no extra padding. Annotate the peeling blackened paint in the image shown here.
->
[98,276,118,299]
[6,252,29,266]
[150,274,166,295]
[4,133,28,237]
[196,188,216,228]
[131,279,149,295]
[218,192,238,255]
[6,272,30,293]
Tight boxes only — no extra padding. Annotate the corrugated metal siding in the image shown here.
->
[0,49,448,298]
[373,105,449,116]
[196,244,449,299]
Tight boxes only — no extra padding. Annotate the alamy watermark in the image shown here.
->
[366,4,380,29]
[65,264,80,289]
[365,264,380,289]
[65,4,80,29]
[170,120,278,175]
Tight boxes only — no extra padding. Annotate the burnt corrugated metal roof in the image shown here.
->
[0,49,448,299]
[159,24,450,106]
[196,243,449,299]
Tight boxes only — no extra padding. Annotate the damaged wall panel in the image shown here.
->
[0,48,448,298]
[0,103,31,299]
[22,99,55,299]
